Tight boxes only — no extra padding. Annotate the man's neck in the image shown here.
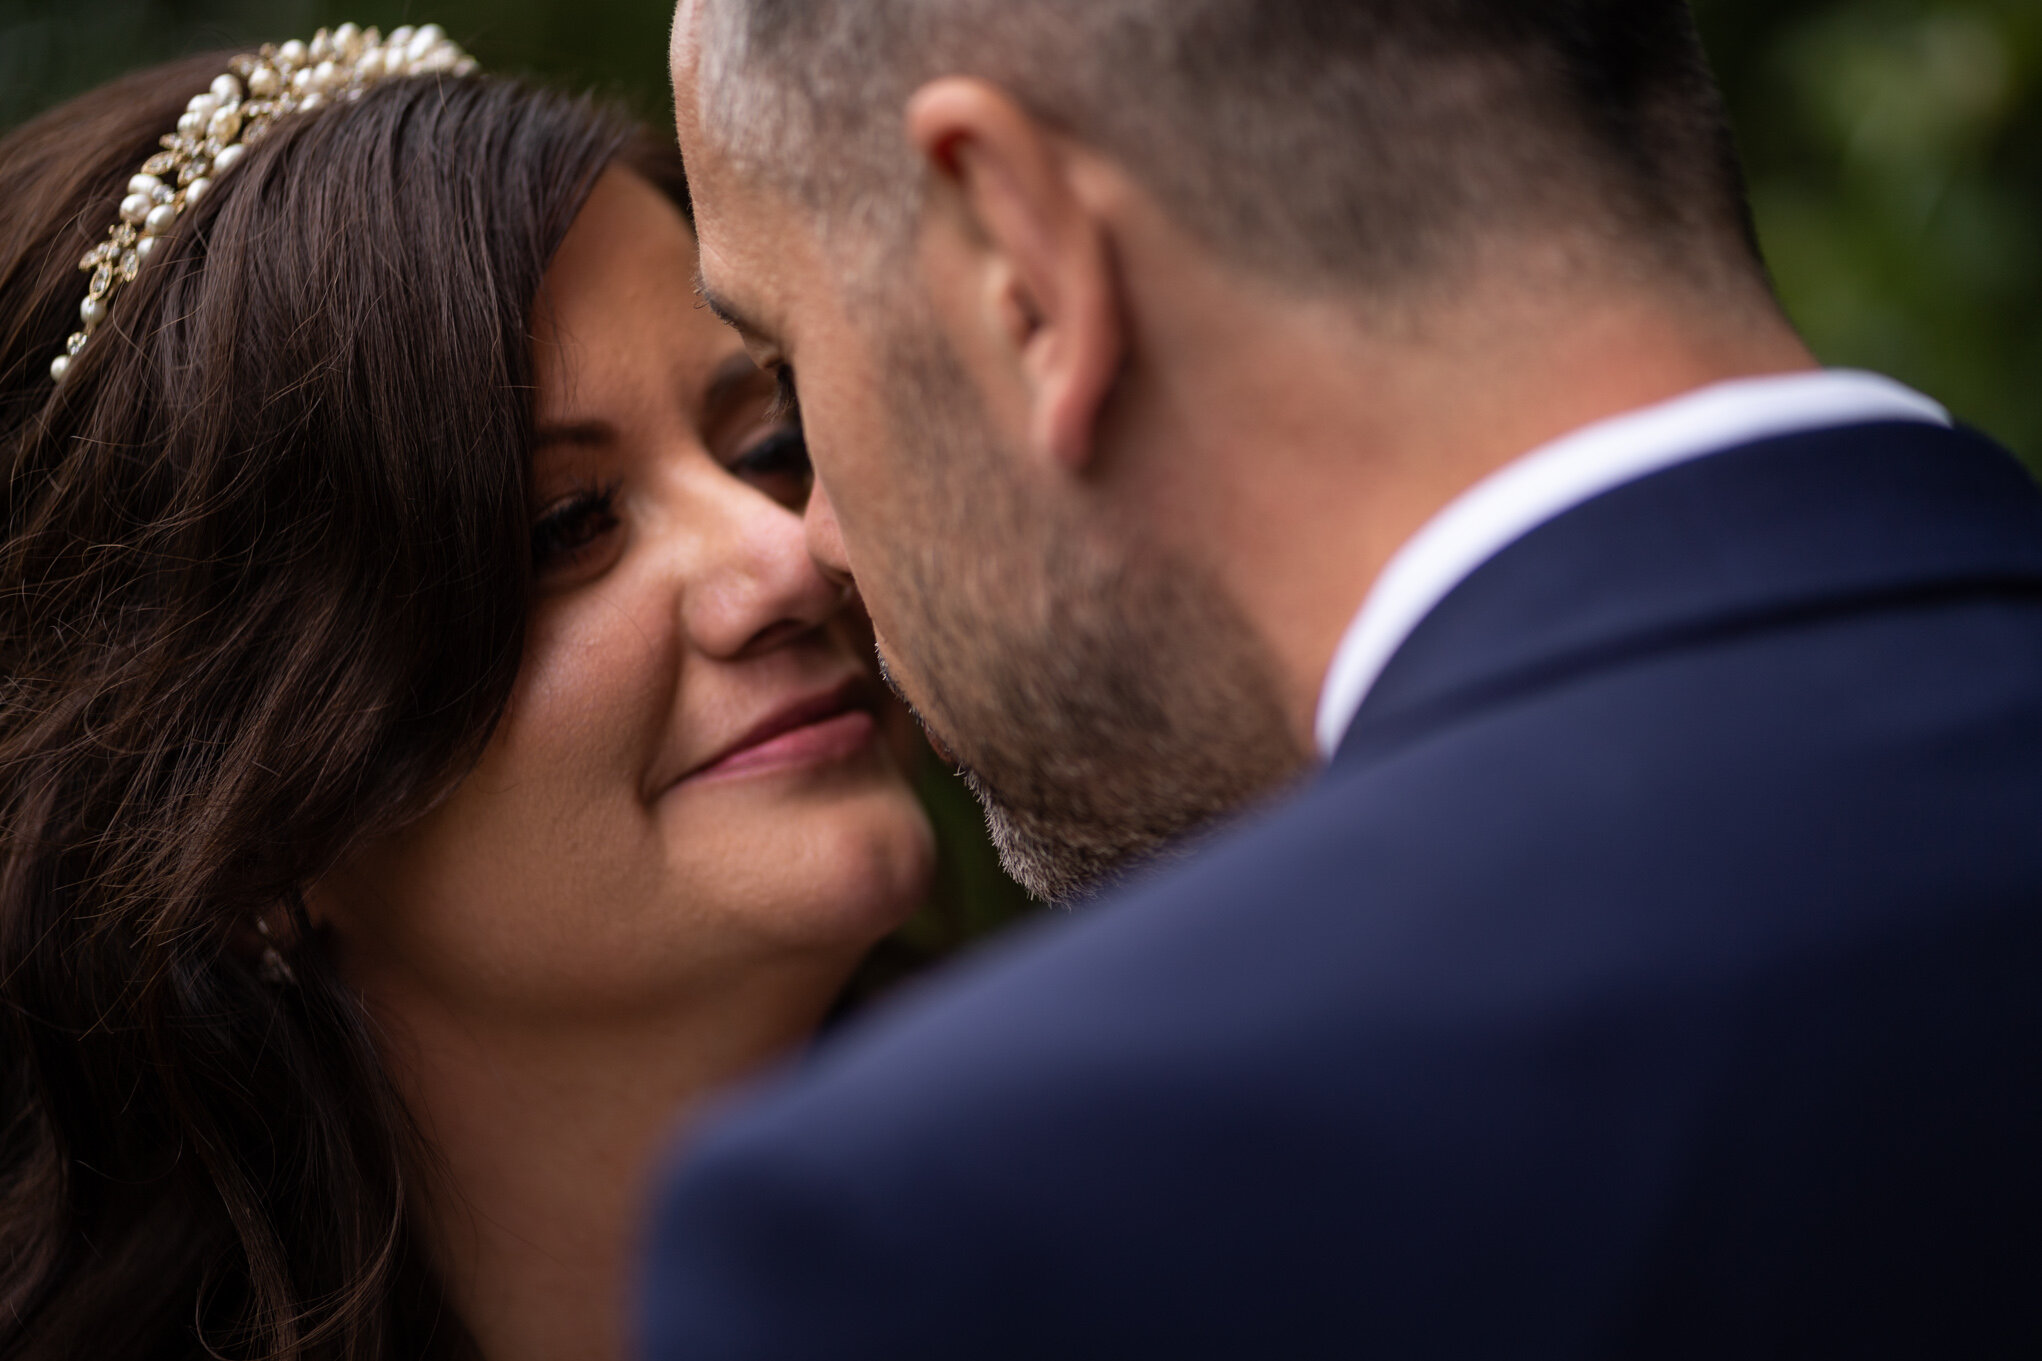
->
[1112,269,1817,752]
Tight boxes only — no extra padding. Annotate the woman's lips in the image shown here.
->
[685,707,878,784]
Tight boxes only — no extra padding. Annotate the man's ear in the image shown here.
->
[905,77,1125,475]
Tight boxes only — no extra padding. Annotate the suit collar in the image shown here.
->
[1332,422,2042,770]
[1315,372,1953,756]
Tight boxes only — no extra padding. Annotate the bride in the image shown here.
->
[0,25,935,1361]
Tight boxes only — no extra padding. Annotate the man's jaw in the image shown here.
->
[871,641,961,767]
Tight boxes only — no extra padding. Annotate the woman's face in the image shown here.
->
[320,167,935,1021]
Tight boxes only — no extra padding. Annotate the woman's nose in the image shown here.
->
[681,480,850,661]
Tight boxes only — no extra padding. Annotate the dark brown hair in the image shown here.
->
[0,52,678,1359]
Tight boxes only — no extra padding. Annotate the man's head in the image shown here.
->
[671,0,1790,901]
[680,0,1764,291]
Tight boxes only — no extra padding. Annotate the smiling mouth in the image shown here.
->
[681,685,880,786]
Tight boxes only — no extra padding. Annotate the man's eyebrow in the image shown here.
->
[693,269,769,344]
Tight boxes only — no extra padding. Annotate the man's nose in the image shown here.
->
[804,476,855,590]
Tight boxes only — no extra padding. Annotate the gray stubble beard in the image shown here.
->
[868,323,1308,906]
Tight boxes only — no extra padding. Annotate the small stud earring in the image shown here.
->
[255,917,297,987]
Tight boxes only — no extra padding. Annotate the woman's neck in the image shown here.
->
[360,958,857,1361]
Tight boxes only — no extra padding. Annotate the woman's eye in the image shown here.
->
[531,484,620,572]
[731,427,813,511]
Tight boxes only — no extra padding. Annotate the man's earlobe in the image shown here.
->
[1027,226,1123,476]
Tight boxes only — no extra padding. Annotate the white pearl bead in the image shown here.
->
[310,29,333,61]
[136,235,160,260]
[249,65,281,97]
[185,177,213,205]
[334,22,362,56]
[128,172,162,197]
[312,60,339,92]
[187,92,219,118]
[292,67,313,94]
[209,107,242,141]
[278,39,308,67]
[176,110,204,136]
[408,24,445,62]
[213,143,247,173]
[80,296,107,327]
[144,203,179,236]
[298,91,326,113]
[211,73,244,103]
[120,193,152,224]
[49,354,70,383]
[388,26,415,50]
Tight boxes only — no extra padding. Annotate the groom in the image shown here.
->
[649,1,2042,1355]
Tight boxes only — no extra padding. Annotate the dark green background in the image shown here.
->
[5,1,2037,942]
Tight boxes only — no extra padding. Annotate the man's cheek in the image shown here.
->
[811,426,894,543]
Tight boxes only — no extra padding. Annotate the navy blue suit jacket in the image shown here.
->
[643,421,2042,1358]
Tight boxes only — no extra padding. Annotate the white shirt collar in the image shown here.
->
[1313,369,1954,758]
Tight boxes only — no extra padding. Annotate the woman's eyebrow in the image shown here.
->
[533,418,613,450]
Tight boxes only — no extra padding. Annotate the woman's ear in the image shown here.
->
[224,892,311,985]
[296,882,330,931]
[906,77,1127,476]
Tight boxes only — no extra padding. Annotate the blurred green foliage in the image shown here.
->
[1698,0,2042,469]
[2,1,2037,947]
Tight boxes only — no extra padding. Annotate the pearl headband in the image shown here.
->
[50,22,477,386]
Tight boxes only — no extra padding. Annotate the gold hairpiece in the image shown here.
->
[50,22,477,386]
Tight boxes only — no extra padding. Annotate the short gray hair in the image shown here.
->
[690,0,1762,298]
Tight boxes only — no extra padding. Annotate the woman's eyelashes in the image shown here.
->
[531,482,620,571]
[730,425,811,511]
[733,426,809,479]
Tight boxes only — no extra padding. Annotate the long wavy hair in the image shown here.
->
[0,51,683,1359]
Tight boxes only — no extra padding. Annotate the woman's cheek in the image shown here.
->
[506,584,675,777]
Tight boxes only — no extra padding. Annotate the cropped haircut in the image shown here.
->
[0,54,686,1360]
[693,0,1768,300]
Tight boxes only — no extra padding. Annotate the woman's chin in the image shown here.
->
[673,781,938,954]
[783,795,940,947]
